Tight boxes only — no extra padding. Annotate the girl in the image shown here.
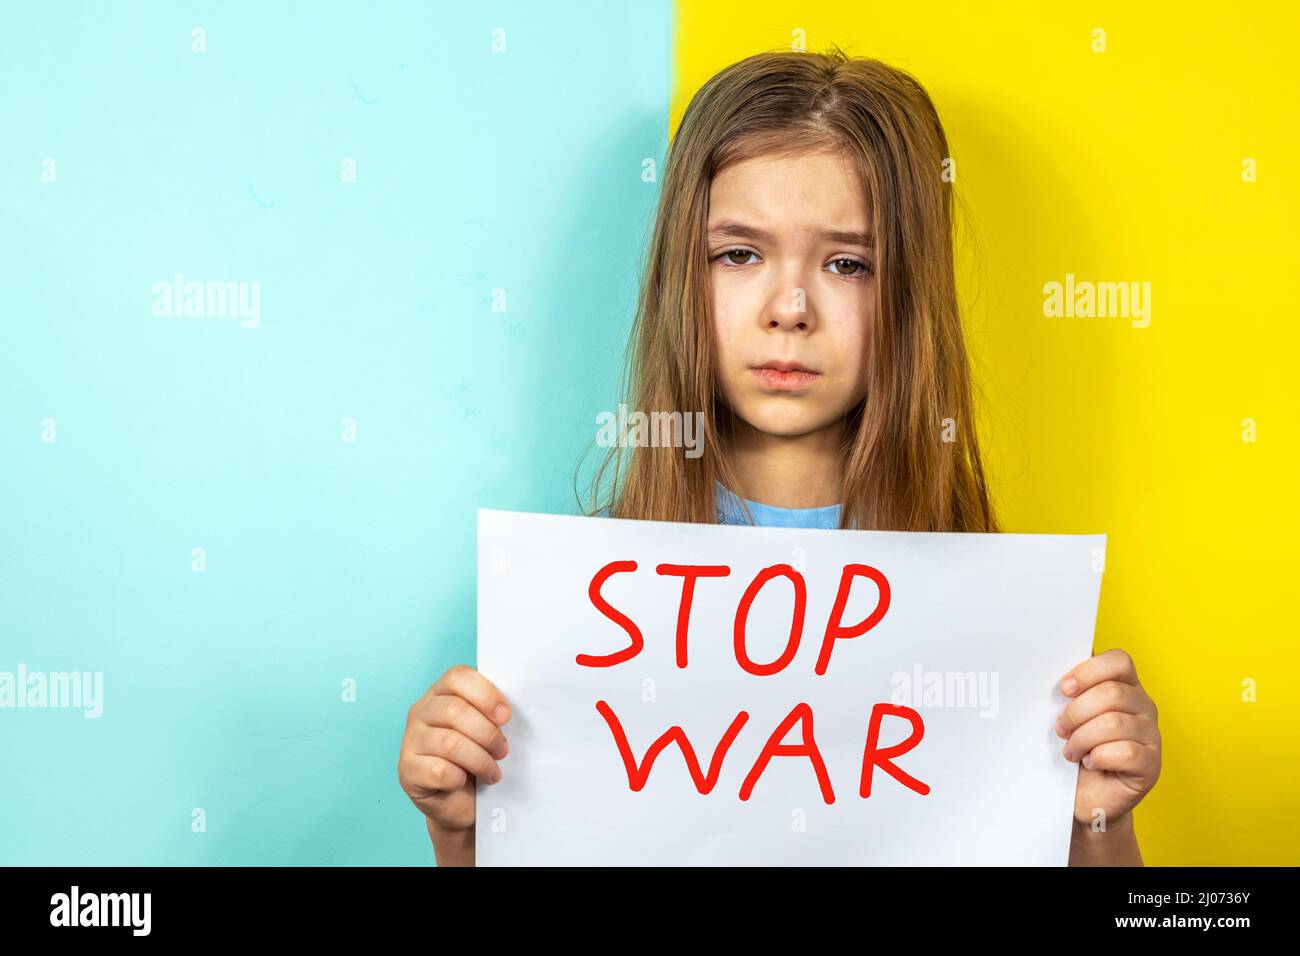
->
[397,48,1162,866]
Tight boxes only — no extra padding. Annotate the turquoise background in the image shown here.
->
[0,1,669,864]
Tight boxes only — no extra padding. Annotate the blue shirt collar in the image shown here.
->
[715,483,842,529]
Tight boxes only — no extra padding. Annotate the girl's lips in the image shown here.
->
[750,367,821,390]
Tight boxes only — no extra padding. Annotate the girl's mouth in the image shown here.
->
[750,363,821,391]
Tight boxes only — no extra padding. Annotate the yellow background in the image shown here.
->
[674,1,1299,864]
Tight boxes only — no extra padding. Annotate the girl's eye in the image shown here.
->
[828,257,873,279]
[715,248,759,267]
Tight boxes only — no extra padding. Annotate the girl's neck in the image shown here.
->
[727,420,845,509]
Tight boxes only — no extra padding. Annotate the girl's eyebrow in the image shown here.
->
[707,219,874,248]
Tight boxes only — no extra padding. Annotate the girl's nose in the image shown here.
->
[763,283,815,332]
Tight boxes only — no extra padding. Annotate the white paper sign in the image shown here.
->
[476,508,1105,866]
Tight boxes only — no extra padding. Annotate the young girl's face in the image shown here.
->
[707,148,876,440]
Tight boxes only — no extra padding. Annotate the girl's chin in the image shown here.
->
[732,404,847,441]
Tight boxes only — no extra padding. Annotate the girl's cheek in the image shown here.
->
[711,312,749,370]
[827,323,871,403]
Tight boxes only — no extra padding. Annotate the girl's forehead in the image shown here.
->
[708,152,873,231]
[716,146,855,178]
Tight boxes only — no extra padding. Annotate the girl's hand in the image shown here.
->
[1055,648,1162,828]
[397,665,512,862]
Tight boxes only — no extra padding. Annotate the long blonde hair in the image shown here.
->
[585,47,997,532]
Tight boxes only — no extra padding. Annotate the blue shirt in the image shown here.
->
[715,483,841,529]
[598,484,842,529]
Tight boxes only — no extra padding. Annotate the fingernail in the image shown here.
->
[1082,754,1092,770]
[493,703,510,724]
[493,737,510,759]
[1054,718,1067,738]
[489,767,502,784]
[1061,676,1079,696]
[1062,745,1073,761]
